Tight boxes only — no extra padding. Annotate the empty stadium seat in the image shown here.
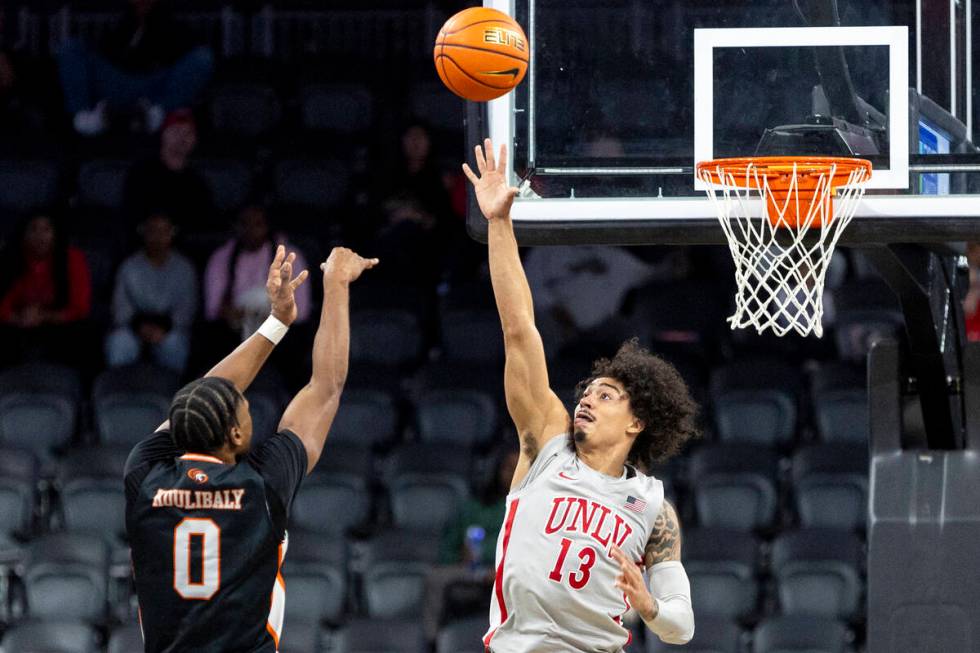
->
[689,445,780,531]
[299,83,374,133]
[0,392,76,457]
[94,393,171,446]
[811,362,869,443]
[0,361,83,401]
[792,444,868,531]
[0,447,36,537]
[281,534,348,624]
[273,158,350,210]
[278,619,322,653]
[291,474,371,535]
[365,528,442,566]
[362,561,429,618]
[683,528,760,620]
[93,363,181,399]
[439,308,505,363]
[416,389,497,447]
[388,473,469,533]
[108,622,143,653]
[350,309,422,367]
[56,448,129,540]
[191,157,253,214]
[333,617,427,653]
[771,529,864,620]
[328,388,399,445]
[0,158,60,213]
[312,442,373,478]
[1,620,100,653]
[384,442,474,479]
[209,82,281,137]
[22,533,109,623]
[437,616,488,653]
[710,359,802,447]
[752,615,851,653]
[646,616,742,653]
[410,82,464,133]
[77,159,132,210]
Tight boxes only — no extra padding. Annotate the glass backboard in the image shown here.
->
[468,0,980,244]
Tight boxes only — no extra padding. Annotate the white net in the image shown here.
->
[698,160,870,338]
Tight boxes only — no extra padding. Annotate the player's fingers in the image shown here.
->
[484,138,495,170]
[509,186,520,198]
[498,143,508,172]
[270,244,285,271]
[290,269,309,289]
[280,260,292,283]
[475,143,487,173]
[362,257,380,268]
[610,545,627,565]
[462,163,479,184]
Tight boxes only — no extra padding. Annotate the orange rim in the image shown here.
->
[696,156,872,190]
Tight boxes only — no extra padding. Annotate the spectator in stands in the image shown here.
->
[56,0,214,136]
[106,210,197,373]
[123,108,212,230]
[423,446,519,638]
[204,204,312,341]
[0,213,92,366]
[372,121,455,285]
[965,242,980,342]
[524,245,653,357]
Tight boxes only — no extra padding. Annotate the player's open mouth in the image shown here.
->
[574,411,595,424]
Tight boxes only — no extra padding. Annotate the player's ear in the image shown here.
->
[228,426,244,447]
[626,416,644,437]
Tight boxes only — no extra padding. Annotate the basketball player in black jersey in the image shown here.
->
[124,245,377,653]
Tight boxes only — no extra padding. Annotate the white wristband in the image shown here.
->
[257,315,289,345]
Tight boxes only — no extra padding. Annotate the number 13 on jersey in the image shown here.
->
[548,537,597,590]
[173,518,221,600]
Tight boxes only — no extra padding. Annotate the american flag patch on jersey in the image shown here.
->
[624,495,647,514]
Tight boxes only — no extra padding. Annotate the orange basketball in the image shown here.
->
[433,7,529,102]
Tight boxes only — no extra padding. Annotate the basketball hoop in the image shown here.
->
[696,156,872,338]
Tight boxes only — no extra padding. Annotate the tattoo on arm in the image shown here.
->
[644,500,682,567]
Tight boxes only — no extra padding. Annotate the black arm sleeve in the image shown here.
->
[124,430,182,499]
[246,430,308,529]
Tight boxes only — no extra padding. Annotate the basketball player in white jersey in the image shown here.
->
[463,139,699,652]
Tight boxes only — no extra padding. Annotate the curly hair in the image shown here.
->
[575,339,699,469]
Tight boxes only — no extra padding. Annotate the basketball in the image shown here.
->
[433,7,529,102]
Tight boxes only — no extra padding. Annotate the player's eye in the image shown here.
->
[601,392,611,400]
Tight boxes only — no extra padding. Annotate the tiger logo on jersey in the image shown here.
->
[187,468,209,484]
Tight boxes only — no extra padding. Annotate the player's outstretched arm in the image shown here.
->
[278,248,377,474]
[463,139,568,485]
[611,500,694,645]
[154,246,308,433]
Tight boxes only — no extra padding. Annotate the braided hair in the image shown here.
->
[169,377,243,453]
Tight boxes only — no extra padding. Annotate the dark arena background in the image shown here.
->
[0,1,978,652]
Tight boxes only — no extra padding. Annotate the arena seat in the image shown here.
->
[22,533,109,623]
[273,157,350,211]
[291,474,371,535]
[299,83,374,134]
[328,388,399,446]
[752,615,852,653]
[683,527,760,620]
[350,309,422,367]
[0,447,37,537]
[387,473,469,533]
[437,616,488,653]
[94,392,171,446]
[361,561,429,619]
[771,529,864,620]
[646,615,742,653]
[0,393,76,458]
[333,617,426,653]
[1,620,100,653]
[208,82,281,138]
[108,622,144,653]
[76,159,133,211]
[191,157,253,214]
[709,358,802,447]
[416,388,498,447]
[792,444,868,532]
[688,444,780,532]
[438,308,505,364]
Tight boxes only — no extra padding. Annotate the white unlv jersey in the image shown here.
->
[484,435,665,653]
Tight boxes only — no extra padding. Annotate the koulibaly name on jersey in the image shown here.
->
[151,488,245,510]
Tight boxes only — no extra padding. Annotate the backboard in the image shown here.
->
[467,0,980,245]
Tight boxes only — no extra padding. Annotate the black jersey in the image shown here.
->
[124,429,307,653]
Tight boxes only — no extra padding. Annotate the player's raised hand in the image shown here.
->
[610,545,657,622]
[320,247,379,285]
[462,138,519,222]
[267,244,309,326]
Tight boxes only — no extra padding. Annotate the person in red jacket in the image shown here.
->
[0,213,92,366]
[965,242,980,342]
